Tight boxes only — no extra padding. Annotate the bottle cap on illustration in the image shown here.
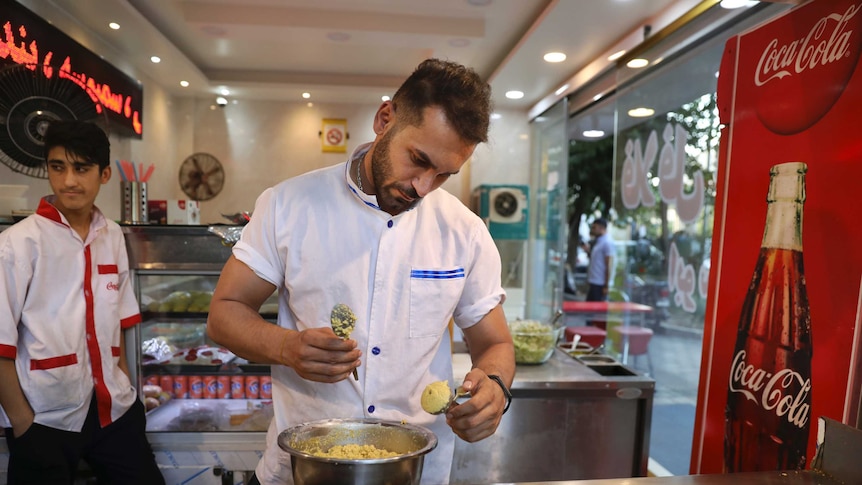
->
[768,162,807,203]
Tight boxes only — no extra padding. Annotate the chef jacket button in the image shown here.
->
[387,220,393,228]
[86,334,90,340]
[368,405,375,413]
[93,377,99,384]
[371,347,380,355]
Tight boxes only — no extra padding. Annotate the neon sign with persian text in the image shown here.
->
[0,3,144,138]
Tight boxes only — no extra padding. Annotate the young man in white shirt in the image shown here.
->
[208,58,515,485]
[0,121,163,484]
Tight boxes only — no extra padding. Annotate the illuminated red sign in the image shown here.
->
[0,3,144,138]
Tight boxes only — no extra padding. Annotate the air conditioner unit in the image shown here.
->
[471,184,529,240]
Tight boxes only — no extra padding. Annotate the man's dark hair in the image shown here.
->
[391,58,492,145]
[594,217,608,228]
[43,120,111,171]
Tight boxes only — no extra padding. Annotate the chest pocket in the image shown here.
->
[409,267,465,338]
[96,264,120,304]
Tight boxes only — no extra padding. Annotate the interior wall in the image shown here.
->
[1,2,532,224]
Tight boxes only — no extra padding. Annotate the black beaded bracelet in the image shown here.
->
[487,374,512,415]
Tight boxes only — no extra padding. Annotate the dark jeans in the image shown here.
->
[248,473,261,485]
[5,396,164,485]
[586,283,608,302]
[586,283,608,328]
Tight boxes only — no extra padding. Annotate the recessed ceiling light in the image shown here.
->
[626,58,649,68]
[555,84,569,96]
[628,107,655,118]
[543,52,566,63]
[220,87,230,96]
[302,92,311,99]
[180,80,189,87]
[583,130,605,138]
[108,22,120,30]
[381,95,391,101]
[505,90,524,100]
[307,102,314,108]
[490,113,502,120]
[150,56,161,63]
[608,50,627,61]
[720,0,758,8]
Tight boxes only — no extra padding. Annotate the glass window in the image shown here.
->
[561,3,790,476]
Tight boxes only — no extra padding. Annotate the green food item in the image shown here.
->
[510,320,558,364]
[330,303,357,340]
[330,303,359,380]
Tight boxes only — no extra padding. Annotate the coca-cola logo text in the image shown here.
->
[751,0,862,135]
[755,5,859,86]
[729,350,811,429]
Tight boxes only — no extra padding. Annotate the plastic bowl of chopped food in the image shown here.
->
[510,319,564,364]
[277,418,437,485]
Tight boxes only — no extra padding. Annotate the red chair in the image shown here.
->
[609,325,654,375]
[565,325,607,349]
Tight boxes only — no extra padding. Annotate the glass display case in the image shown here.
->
[123,225,275,441]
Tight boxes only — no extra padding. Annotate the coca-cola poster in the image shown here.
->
[693,0,862,474]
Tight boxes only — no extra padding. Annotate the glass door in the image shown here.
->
[525,99,568,320]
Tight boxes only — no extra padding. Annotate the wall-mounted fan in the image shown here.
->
[0,63,105,178]
[179,152,225,201]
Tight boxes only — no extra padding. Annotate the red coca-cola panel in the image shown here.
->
[694,0,862,474]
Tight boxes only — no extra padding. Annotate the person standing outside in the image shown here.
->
[207,58,515,485]
[584,217,614,302]
[0,121,164,485]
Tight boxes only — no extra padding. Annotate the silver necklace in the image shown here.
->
[356,158,364,193]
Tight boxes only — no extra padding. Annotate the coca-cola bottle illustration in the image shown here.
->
[724,162,812,472]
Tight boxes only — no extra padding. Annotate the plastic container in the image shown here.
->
[509,319,563,364]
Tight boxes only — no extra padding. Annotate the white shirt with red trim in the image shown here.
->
[233,144,506,485]
[0,196,141,431]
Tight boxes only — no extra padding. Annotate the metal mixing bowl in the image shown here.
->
[277,418,437,485]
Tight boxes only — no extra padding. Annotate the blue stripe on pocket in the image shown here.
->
[410,268,465,279]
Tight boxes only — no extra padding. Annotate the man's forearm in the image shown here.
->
[471,343,516,387]
[0,358,33,430]
[207,300,289,364]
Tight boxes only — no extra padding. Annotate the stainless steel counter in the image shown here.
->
[451,349,655,484]
[500,470,840,485]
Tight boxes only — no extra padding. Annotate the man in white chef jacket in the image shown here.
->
[0,121,163,484]
[208,58,516,485]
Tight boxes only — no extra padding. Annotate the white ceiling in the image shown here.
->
[36,0,687,113]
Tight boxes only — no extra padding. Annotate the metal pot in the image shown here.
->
[277,418,437,485]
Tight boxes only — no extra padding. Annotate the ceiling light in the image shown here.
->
[555,84,569,96]
[628,107,655,118]
[381,95,391,101]
[302,92,311,99]
[626,58,649,68]
[491,113,502,120]
[216,96,228,106]
[307,102,314,108]
[543,52,566,63]
[505,90,524,100]
[180,80,189,87]
[108,22,120,30]
[150,56,161,63]
[720,0,758,8]
[583,130,605,138]
[220,87,230,96]
[608,50,626,61]
[593,94,604,101]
